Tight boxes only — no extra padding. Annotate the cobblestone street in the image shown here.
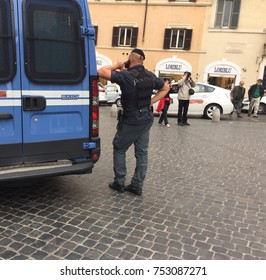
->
[0,107,266,260]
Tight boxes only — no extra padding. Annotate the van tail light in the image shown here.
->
[90,77,99,137]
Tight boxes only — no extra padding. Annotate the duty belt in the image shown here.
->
[124,106,152,116]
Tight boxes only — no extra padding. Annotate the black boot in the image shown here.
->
[125,184,142,196]
[109,182,125,193]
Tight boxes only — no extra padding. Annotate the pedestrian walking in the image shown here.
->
[248,79,264,118]
[177,71,196,126]
[156,78,174,127]
[98,49,169,196]
[230,81,245,118]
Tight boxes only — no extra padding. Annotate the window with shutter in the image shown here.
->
[112,26,138,48]
[215,0,241,29]
[230,0,240,29]
[163,28,192,50]
[119,27,132,46]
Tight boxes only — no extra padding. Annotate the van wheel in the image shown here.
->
[204,104,222,119]
[116,98,122,107]
[258,103,266,114]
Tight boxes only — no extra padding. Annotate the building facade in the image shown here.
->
[199,0,266,89]
[89,0,266,90]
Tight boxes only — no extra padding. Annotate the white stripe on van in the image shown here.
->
[0,100,90,107]
[0,90,91,106]
[3,90,90,98]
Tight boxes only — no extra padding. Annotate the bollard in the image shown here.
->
[110,104,118,117]
[212,108,220,122]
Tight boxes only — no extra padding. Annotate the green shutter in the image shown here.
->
[230,0,241,29]
[215,0,224,28]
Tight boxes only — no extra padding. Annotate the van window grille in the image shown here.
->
[24,0,86,84]
[0,0,16,83]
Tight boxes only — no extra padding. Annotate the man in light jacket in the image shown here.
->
[177,71,196,126]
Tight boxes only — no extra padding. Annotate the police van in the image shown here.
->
[0,0,100,182]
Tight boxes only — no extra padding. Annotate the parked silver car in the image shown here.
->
[98,82,107,104]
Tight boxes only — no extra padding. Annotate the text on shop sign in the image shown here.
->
[96,60,103,66]
[165,64,182,70]
[214,67,232,73]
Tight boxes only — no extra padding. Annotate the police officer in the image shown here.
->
[98,48,169,195]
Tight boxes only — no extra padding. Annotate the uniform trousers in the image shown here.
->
[112,116,153,188]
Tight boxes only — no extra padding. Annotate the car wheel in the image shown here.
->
[116,98,122,107]
[258,103,266,114]
[203,104,222,119]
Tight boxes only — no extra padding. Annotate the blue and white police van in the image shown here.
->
[0,0,100,182]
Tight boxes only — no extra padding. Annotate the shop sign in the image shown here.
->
[213,67,232,74]
[96,54,112,69]
[208,64,238,75]
[155,57,191,77]
[165,64,183,71]
[96,59,103,67]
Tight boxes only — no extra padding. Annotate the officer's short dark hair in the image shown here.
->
[131,48,145,61]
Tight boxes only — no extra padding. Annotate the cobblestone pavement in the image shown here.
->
[1,107,266,260]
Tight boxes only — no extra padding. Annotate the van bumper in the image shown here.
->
[0,160,94,182]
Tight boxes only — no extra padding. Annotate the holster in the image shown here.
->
[117,109,124,129]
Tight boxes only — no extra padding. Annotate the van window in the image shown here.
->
[0,0,16,83]
[24,0,86,84]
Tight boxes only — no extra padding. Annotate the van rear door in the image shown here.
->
[0,0,23,166]
[19,0,92,163]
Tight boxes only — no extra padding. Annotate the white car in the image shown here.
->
[98,82,107,104]
[99,83,122,106]
[154,82,234,119]
[241,94,266,114]
[104,84,122,106]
